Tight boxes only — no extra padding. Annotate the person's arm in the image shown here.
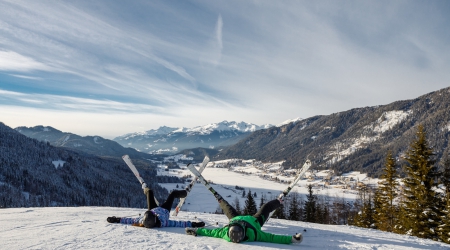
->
[256,231,293,244]
[165,220,192,228]
[120,217,141,225]
[196,227,229,240]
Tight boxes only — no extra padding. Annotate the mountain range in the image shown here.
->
[113,120,273,154]
[11,87,450,180]
[14,125,165,161]
[215,87,450,177]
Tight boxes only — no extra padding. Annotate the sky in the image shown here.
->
[1,0,450,139]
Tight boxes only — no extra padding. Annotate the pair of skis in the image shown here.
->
[172,156,210,216]
[187,159,312,222]
[122,154,210,216]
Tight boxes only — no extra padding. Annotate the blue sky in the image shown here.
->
[1,0,449,139]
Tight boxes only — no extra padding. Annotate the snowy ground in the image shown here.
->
[158,165,366,213]
[1,206,448,250]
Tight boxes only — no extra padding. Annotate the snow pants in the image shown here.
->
[219,198,281,227]
[145,188,187,211]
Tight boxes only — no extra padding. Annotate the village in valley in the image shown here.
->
[156,154,381,207]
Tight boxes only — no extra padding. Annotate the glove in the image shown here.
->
[291,233,303,244]
[142,183,147,190]
[107,216,121,223]
[191,221,205,228]
[185,227,198,236]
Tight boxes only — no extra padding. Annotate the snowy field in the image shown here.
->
[0,206,448,250]
[158,164,369,213]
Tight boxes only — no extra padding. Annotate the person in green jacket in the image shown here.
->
[185,193,303,245]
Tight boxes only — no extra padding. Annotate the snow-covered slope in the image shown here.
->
[1,207,447,250]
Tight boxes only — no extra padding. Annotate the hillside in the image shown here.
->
[0,122,171,208]
[15,125,164,160]
[214,87,450,177]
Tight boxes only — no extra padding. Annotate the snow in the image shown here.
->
[1,164,448,249]
[1,207,447,250]
[277,117,302,127]
[52,160,66,169]
[63,135,70,142]
[326,110,411,164]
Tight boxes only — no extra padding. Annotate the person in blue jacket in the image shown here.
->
[107,184,204,228]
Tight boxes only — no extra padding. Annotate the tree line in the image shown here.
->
[222,125,450,244]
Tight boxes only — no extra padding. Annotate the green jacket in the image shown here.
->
[196,215,292,244]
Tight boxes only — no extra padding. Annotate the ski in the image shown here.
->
[267,159,312,221]
[172,156,210,216]
[186,162,224,203]
[122,154,159,206]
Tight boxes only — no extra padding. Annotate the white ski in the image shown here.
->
[172,156,210,216]
[122,155,159,206]
[187,162,224,202]
[267,159,312,221]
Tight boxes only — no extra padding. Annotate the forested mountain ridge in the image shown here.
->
[14,125,165,161]
[0,122,175,208]
[214,87,450,177]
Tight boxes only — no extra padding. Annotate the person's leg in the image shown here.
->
[144,188,158,210]
[253,199,281,226]
[218,198,239,220]
[160,190,187,211]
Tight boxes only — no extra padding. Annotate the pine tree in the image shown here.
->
[242,189,246,198]
[352,185,374,228]
[288,193,301,221]
[243,189,257,215]
[437,157,450,243]
[374,151,399,232]
[233,196,242,215]
[400,124,441,240]
[272,203,286,219]
[303,184,316,222]
[259,193,266,210]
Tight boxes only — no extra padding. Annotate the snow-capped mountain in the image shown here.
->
[216,87,450,178]
[113,121,273,154]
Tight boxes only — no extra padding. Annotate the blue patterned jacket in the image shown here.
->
[120,207,192,228]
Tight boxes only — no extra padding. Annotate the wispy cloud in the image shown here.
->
[0,0,449,137]
[0,89,163,114]
[0,50,50,71]
[200,15,224,67]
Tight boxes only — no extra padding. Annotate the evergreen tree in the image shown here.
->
[303,184,316,222]
[374,151,399,232]
[437,157,450,243]
[272,203,286,219]
[288,193,301,221]
[243,189,257,215]
[242,189,246,198]
[259,193,266,210]
[233,196,242,215]
[400,124,441,240]
[352,186,375,228]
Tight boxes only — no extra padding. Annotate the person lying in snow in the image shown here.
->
[184,194,302,245]
[107,184,205,228]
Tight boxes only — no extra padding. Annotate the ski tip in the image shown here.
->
[122,155,128,159]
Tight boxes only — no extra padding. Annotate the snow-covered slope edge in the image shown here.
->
[1,207,447,250]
